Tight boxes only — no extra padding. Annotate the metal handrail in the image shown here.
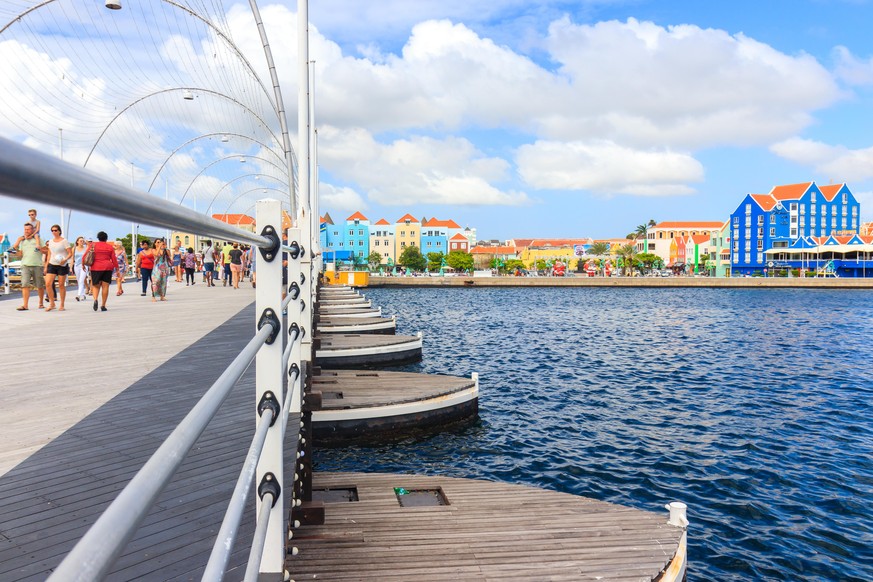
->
[47,323,277,582]
[244,491,277,582]
[201,407,276,581]
[0,137,271,247]
[282,365,302,436]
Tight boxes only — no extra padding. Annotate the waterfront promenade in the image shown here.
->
[0,280,255,476]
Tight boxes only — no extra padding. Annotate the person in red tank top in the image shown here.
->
[88,231,117,312]
[136,240,155,296]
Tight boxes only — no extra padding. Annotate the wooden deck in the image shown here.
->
[291,472,683,581]
[314,369,475,410]
[317,315,396,334]
[315,333,423,367]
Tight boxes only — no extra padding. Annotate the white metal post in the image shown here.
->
[255,199,285,578]
[286,227,303,414]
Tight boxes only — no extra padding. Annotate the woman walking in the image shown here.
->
[72,236,89,302]
[88,231,117,312]
[136,240,154,296]
[114,241,129,296]
[229,242,244,289]
[172,240,183,282]
[43,224,72,311]
[183,247,198,285]
[151,238,171,301]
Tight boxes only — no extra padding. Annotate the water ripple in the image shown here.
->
[314,287,873,581]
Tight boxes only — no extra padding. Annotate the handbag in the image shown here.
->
[83,243,95,267]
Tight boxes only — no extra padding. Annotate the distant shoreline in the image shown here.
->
[364,276,873,289]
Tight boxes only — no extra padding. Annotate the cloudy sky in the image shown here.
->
[2,0,873,241]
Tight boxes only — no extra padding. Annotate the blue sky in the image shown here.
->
[2,0,873,242]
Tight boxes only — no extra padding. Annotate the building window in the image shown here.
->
[401,242,406,248]
[745,241,751,251]
[733,255,739,264]
[831,217,837,228]
[757,216,764,226]
[374,240,379,246]
[800,204,805,215]
[852,206,858,217]
[437,241,442,247]
[744,252,751,263]
[427,241,432,247]
[811,191,817,202]
[832,206,837,216]
[745,228,751,238]
[349,229,353,236]
[812,217,817,227]
[799,216,805,227]
[843,192,848,204]
[339,242,344,247]
[790,203,798,211]
[852,218,857,229]
[745,217,752,227]
[400,231,405,237]
[842,206,847,217]
[770,227,775,237]
[733,216,739,225]
[359,229,364,235]
[790,216,797,224]
[811,206,816,215]
[757,252,764,264]
[791,228,798,237]
[745,203,752,214]
[383,240,389,246]
[733,228,739,239]
[757,227,764,237]
[757,240,763,250]
[733,241,739,251]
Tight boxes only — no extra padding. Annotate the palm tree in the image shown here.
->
[618,243,639,276]
[588,242,610,256]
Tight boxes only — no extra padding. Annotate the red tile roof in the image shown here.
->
[690,234,710,245]
[346,211,368,221]
[396,213,419,224]
[750,194,777,211]
[819,184,844,202]
[423,218,462,228]
[450,233,468,241]
[212,213,254,225]
[653,221,723,230]
[374,218,390,226]
[770,182,812,200]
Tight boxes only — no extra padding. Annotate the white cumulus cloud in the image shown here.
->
[517,140,703,195]
[771,137,873,182]
[317,125,528,205]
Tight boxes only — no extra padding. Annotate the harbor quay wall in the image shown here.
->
[362,276,873,289]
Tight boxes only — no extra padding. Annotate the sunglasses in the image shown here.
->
[51,229,60,232]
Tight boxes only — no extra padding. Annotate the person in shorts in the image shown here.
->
[88,231,117,312]
[11,222,45,310]
[202,240,216,286]
[43,224,72,311]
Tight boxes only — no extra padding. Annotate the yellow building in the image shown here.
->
[394,213,421,260]
[514,238,591,270]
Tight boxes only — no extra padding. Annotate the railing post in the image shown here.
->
[255,199,285,579]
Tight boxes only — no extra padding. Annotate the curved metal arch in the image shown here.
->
[146,132,289,194]
[180,153,286,206]
[204,173,287,216]
[221,187,289,217]
[0,0,277,113]
[83,87,283,169]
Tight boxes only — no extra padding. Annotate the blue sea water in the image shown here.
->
[313,287,873,581]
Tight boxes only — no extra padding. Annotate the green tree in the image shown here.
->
[636,252,660,272]
[588,242,610,257]
[399,245,427,272]
[367,251,383,270]
[446,250,473,272]
[504,259,526,273]
[426,251,445,272]
[617,243,639,275]
[119,233,152,257]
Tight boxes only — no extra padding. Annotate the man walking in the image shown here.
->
[202,240,216,287]
[11,223,46,310]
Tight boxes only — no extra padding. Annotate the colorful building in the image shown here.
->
[644,221,725,264]
[344,211,370,261]
[421,218,461,257]
[369,218,395,264]
[470,244,518,269]
[708,221,731,278]
[395,213,421,259]
[729,182,861,276]
[449,233,470,253]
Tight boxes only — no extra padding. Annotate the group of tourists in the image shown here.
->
[7,210,257,312]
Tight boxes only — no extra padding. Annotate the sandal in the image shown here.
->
[16,306,28,311]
